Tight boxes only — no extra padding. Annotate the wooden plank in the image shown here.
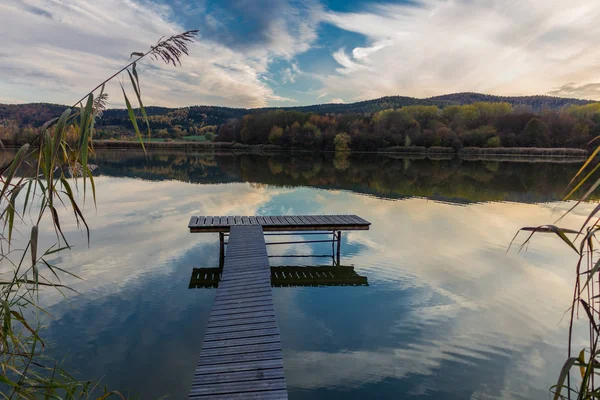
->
[200,342,282,357]
[188,216,199,227]
[338,215,356,224]
[210,305,275,317]
[206,315,277,328]
[203,327,280,342]
[189,379,287,397]
[197,350,283,367]
[214,295,273,306]
[212,300,274,312]
[217,280,272,291]
[291,216,305,225]
[208,310,276,323]
[194,359,284,376]
[189,389,288,400]
[297,215,312,225]
[217,279,271,289]
[189,377,286,395]
[205,321,279,335]
[214,288,272,300]
[220,269,269,278]
[192,368,285,385]
[202,334,281,349]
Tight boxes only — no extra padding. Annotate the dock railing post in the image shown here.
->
[336,231,341,266]
[219,232,225,271]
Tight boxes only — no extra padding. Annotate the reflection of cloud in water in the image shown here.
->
[34,178,288,309]
[265,191,591,397]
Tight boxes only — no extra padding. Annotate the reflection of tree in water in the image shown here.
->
[334,152,350,171]
[88,149,594,204]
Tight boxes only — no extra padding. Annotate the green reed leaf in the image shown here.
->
[127,66,151,138]
[553,356,579,400]
[565,144,600,198]
[121,84,146,153]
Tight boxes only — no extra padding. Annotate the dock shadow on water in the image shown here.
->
[25,149,594,399]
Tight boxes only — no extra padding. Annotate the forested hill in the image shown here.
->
[1,92,593,128]
[427,93,591,110]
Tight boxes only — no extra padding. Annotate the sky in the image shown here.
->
[2,0,600,108]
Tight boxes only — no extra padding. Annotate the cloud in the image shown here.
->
[321,0,600,101]
[281,62,301,84]
[197,0,321,60]
[0,0,320,107]
[549,82,600,99]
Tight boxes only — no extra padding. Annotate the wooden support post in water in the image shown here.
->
[336,231,342,266]
[219,232,225,255]
[218,232,225,272]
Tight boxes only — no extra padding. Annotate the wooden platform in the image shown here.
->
[188,214,370,232]
[189,225,287,399]
[189,266,369,288]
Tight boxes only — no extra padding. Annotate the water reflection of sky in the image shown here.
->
[34,166,592,399]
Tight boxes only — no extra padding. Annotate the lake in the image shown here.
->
[35,150,591,399]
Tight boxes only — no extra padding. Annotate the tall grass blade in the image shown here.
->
[565,162,600,201]
[79,94,94,197]
[553,356,579,400]
[519,225,580,255]
[120,84,146,153]
[565,145,600,197]
[127,66,151,139]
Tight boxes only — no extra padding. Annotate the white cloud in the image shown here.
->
[0,0,319,107]
[321,0,600,101]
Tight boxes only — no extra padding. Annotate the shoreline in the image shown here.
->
[90,140,589,159]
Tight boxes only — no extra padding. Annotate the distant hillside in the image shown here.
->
[427,92,592,110]
[0,103,69,128]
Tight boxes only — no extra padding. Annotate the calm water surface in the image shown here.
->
[37,150,594,399]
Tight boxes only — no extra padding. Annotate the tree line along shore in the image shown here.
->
[2,99,600,155]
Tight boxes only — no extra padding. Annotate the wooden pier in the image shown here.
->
[189,225,286,399]
[187,215,370,399]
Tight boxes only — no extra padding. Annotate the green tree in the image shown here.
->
[402,105,440,128]
[521,117,549,147]
[486,136,501,147]
[443,105,480,129]
[268,125,284,144]
[334,132,352,152]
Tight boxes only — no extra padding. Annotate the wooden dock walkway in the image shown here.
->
[189,225,287,399]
